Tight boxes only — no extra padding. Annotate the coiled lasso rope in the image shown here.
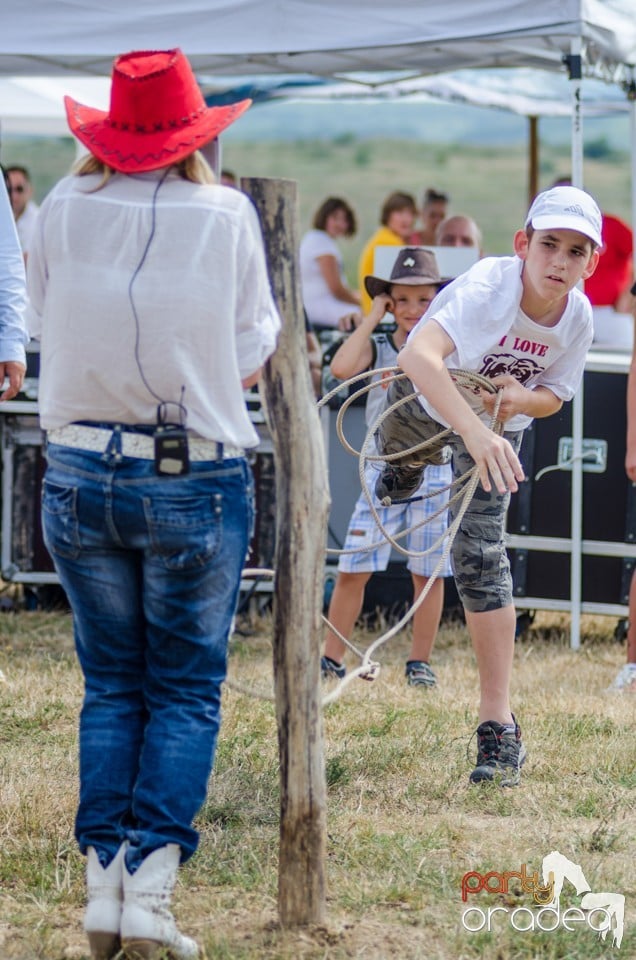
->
[225,367,503,705]
[318,366,503,706]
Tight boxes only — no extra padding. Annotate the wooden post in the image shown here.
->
[241,177,328,926]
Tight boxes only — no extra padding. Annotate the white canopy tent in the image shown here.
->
[261,68,630,115]
[1,0,636,645]
[1,68,630,129]
[0,76,109,136]
[1,3,635,208]
[1,1,635,192]
[0,0,635,82]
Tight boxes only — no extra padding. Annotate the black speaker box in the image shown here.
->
[506,367,636,606]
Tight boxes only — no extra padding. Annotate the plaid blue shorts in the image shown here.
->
[337,459,452,577]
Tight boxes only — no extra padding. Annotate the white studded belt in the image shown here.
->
[47,424,244,461]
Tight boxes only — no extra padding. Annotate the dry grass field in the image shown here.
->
[0,605,634,960]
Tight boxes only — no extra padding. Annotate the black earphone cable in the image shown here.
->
[127,169,187,428]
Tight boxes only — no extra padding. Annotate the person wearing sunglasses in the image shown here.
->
[6,165,39,260]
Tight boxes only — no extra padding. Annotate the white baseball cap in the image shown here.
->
[525,186,602,247]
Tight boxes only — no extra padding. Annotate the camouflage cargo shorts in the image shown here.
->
[374,376,523,613]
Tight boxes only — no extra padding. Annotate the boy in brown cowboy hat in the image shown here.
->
[322,247,452,688]
[27,49,280,960]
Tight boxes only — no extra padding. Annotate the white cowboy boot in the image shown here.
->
[84,843,126,960]
[121,844,198,960]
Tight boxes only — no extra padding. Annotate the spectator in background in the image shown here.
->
[6,165,39,260]
[0,167,28,401]
[358,191,417,314]
[220,168,237,187]
[586,211,633,348]
[300,196,361,335]
[410,188,449,246]
[585,212,633,310]
[436,214,483,255]
[552,176,633,349]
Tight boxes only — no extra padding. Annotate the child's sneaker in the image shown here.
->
[469,716,526,787]
[405,660,437,688]
[607,662,636,692]
[374,462,426,504]
[321,656,345,680]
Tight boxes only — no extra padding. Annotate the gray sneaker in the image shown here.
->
[405,660,437,688]
[469,716,526,787]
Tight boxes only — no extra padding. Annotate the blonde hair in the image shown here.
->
[72,150,216,189]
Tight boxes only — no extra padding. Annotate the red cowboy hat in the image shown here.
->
[65,49,251,174]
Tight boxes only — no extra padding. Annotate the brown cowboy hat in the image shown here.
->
[65,49,251,174]
[364,247,447,300]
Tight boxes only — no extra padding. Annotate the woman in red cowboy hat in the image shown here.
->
[27,49,280,960]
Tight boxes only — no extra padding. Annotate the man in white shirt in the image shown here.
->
[7,165,39,259]
[0,173,27,398]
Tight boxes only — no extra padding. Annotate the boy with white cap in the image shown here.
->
[375,186,601,787]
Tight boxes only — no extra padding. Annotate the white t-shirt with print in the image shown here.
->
[409,255,593,433]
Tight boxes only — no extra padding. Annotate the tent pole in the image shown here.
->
[567,37,584,650]
[200,137,221,177]
[528,115,539,205]
[568,40,584,188]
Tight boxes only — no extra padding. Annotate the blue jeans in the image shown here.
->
[42,442,253,869]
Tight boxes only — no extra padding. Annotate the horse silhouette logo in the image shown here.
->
[541,850,625,949]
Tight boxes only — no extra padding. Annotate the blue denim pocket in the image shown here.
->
[41,479,81,560]
[142,493,222,570]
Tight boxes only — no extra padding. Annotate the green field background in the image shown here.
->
[2,135,631,283]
